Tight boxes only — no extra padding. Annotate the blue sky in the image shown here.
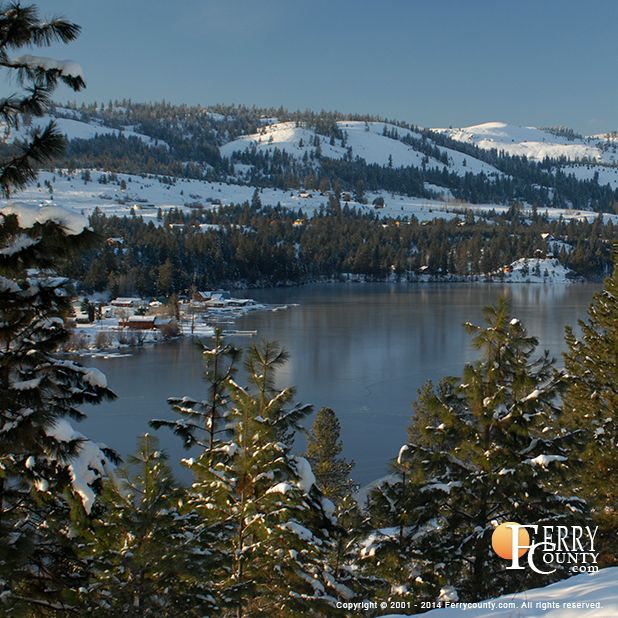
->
[37,0,618,132]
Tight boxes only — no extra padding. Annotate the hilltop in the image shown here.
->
[4,101,616,215]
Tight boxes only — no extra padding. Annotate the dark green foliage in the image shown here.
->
[563,252,618,565]
[160,340,348,616]
[0,215,116,613]
[305,407,354,503]
[365,299,586,602]
[78,435,215,617]
[66,203,617,298]
[0,1,85,196]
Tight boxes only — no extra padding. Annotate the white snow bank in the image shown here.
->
[435,121,605,163]
[1,202,89,235]
[382,567,618,617]
[45,418,113,513]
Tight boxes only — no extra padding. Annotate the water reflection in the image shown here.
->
[80,283,599,485]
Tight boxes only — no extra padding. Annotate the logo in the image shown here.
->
[491,522,599,575]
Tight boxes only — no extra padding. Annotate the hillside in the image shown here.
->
[435,121,617,163]
[221,119,503,178]
[4,101,616,214]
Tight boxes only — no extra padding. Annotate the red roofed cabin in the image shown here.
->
[120,315,158,330]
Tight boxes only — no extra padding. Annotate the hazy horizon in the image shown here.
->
[34,0,618,134]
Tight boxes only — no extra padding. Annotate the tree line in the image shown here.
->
[2,203,617,614]
[65,200,617,298]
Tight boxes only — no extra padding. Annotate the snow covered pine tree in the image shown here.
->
[78,434,216,617]
[365,298,586,603]
[0,3,118,613]
[563,251,618,566]
[157,338,352,616]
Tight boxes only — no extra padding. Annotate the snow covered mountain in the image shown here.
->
[5,102,618,214]
[436,121,618,190]
[221,120,503,178]
[435,121,616,162]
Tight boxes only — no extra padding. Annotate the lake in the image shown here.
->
[79,282,600,485]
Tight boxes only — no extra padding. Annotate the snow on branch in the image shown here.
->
[45,418,113,513]
[7,55,84,80]
[1,202,89,235]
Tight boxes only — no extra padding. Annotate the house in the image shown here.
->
[227,298,255,308]
[111,297,146,318]
[341,192,352,202]
[120,315,158,330]
[111,297,144,309]
[195,290,230,302]
[206,295,229,308]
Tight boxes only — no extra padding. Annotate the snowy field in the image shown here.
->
[12,170,618,226]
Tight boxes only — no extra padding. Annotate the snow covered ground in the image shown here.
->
[487,258,576,283]
[382,567,618,618]
[4,112,166,148]
[12,170,618,227]
[221,120,503,178]
[435,121,618,164]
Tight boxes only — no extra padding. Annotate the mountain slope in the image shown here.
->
[221,119,504,178]
[435,121,618,164]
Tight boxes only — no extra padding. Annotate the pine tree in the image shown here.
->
[305,407,354,503]
[0,1,85,196]
[366,298,586,602]
[79,435,215,617]
[0,210,118,611]
[0,7,118,611]
[303,408,370,602]
[179,341,349,616]
[151,327,240,456]
[563,252,618,565]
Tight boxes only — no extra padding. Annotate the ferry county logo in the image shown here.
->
[491,522,599,575]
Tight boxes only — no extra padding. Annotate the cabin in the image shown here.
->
[111,297,144,308]
[195,290,230,302]
[227,298,255,308]
[120,315,158,330]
